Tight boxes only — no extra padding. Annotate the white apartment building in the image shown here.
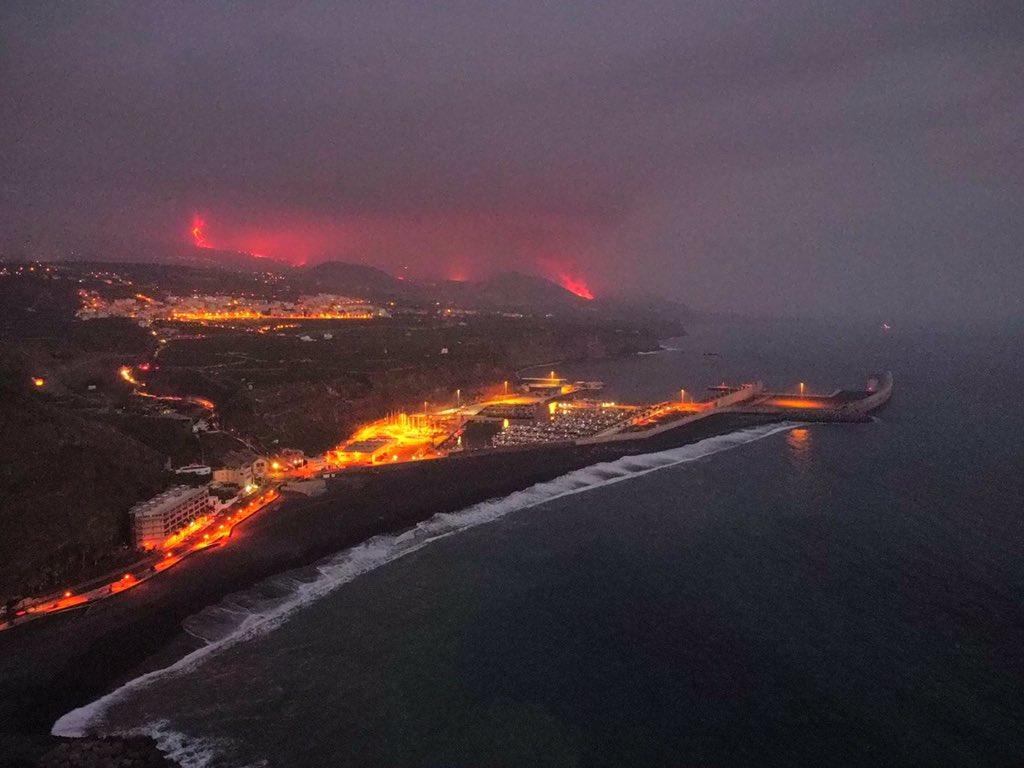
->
[130,485,211,550]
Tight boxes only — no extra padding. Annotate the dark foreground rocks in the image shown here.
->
[0,734,171,768]
[39,736,172,768]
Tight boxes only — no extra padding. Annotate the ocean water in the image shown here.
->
[54,318,1024,767]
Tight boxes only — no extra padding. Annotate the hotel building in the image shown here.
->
[130,485,211,550]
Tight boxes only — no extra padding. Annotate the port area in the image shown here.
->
[318,371,893,464]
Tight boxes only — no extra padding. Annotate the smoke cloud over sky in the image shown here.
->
[2,1,1021,320]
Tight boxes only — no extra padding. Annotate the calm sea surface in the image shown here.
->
[65,319,1024,767]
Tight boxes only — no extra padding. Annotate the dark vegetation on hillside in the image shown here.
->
[0,263,683,600]
[0,281,169,601]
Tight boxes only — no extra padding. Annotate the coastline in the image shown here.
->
[0,410,789,761]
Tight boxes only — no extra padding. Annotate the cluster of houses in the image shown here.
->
[130,449,302,550]
[76,290,391,323]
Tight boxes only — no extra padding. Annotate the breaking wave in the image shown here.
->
[52,422,798,756]
[121,721,247,768]
[637,344,682,355]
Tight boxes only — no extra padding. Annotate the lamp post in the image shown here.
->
[680,388,686,403]
[799,382,805,396]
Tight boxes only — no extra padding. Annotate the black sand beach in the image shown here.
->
[0,411,778,762]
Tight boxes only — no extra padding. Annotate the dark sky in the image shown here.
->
[2,2,1021,320]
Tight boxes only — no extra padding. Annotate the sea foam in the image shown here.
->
[122,720,243,768]
[637,344,682,355]
[52,422,798,751]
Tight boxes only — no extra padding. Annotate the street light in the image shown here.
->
[799,382,805,395]
[680,388,686,403]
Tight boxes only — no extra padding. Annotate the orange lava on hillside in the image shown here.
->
[557,274,595,300]
[191,214,210,249]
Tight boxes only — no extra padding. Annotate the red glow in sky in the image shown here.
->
[191,215,210,249]
[446,261,471,282]
[557,274,595,300]
[180,213,597,291]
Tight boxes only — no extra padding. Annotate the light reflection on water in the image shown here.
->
[786,426,812,463]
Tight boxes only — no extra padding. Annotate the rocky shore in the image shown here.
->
[40,737,172,768]
[2,734,172,768]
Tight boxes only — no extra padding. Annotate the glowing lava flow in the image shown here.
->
[191,214,210,249]
[557,274,595,300]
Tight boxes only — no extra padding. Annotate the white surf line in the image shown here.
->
[52,421,800,741]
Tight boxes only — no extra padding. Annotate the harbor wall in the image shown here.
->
[849,371,893,413]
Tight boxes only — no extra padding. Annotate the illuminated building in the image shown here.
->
[329,411,450,466]
[130,485,211,550]
[336,438,395,464]
[269,448,307,472]
[213,451,269,487]
[174,463,212,477]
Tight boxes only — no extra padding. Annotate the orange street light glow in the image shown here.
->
[8,490,282,628]
[767,397,828,409]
